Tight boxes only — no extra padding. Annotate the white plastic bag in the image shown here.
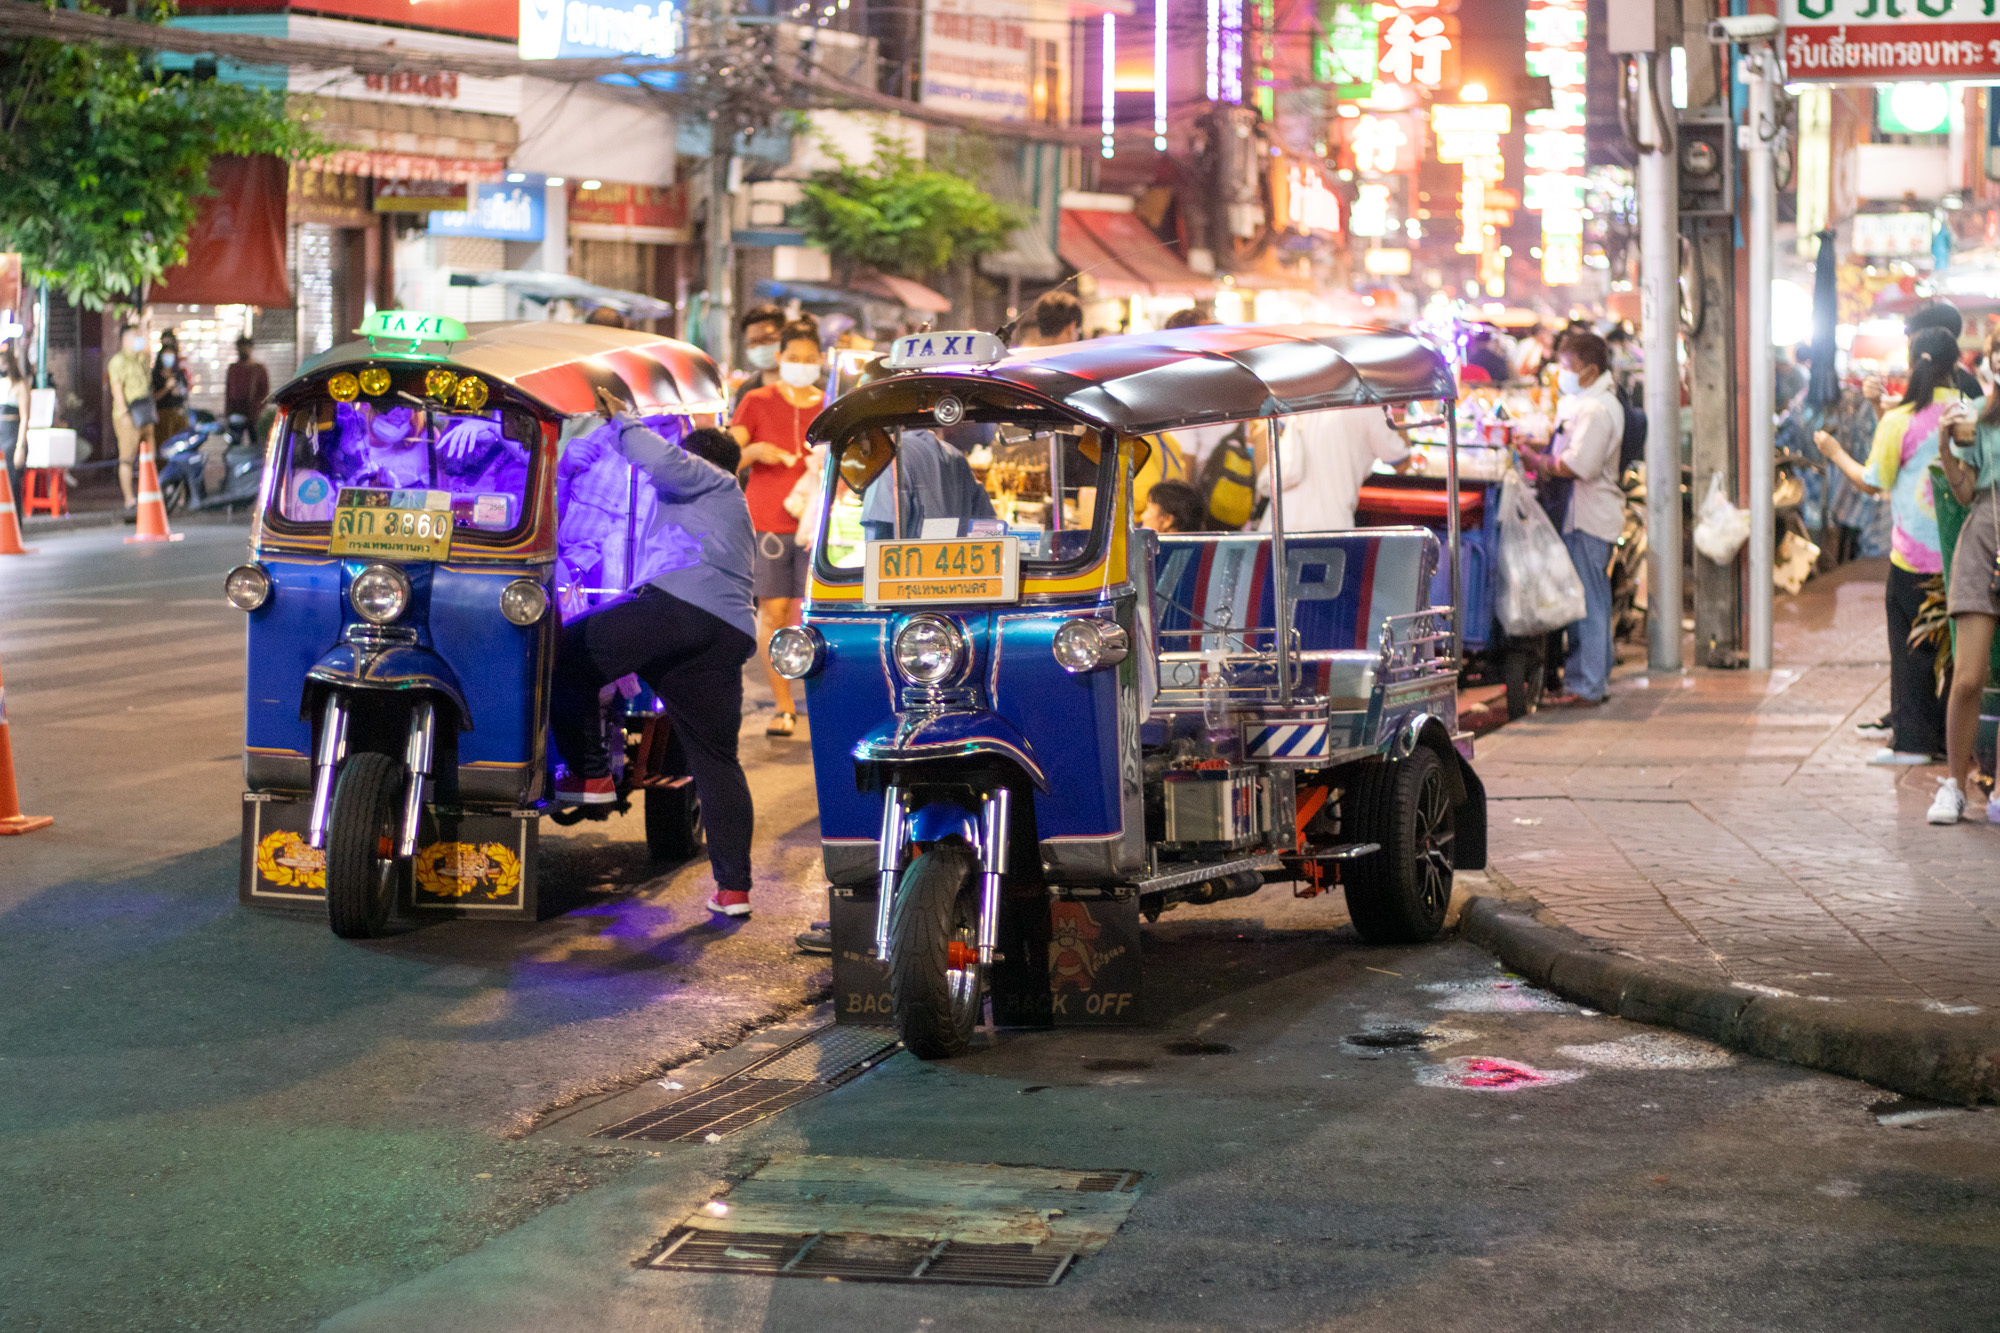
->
[1496,471,1589,635]
[1693,472,1751,564]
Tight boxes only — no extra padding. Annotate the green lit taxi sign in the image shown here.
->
[356,310,467,348]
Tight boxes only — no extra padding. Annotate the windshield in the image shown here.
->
[271,399,540,538]
[815,422,1115,577]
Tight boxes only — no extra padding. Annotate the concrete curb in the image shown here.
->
[1458,895,2000,1106]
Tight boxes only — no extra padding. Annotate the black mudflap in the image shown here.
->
[833,885,1145,1028]
[239,793,539,920]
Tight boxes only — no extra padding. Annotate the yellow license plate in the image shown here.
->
[329,488,454,561]
[863,537,1021,606]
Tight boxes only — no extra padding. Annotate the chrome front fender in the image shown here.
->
[852,709,1047,790]
[303,642,471,730]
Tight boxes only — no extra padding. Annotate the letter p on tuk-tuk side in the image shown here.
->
[772,324,1488,1058]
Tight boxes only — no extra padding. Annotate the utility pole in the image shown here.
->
[1740,36,1778,671]
[1682,0,1741,667]
[1610,0,1682,671]
[1634,50,1682,671]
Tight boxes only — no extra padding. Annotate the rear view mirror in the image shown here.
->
[838,426,895,492]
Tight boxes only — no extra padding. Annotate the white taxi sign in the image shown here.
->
[884,330,1008,370]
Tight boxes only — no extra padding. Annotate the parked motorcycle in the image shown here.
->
[159,410,264,513]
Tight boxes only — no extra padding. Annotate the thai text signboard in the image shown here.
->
[1788,1,2000,82]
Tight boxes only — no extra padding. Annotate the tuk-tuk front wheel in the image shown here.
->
[326,751,405,939]
[1340,748,1454,945]
[888,844,983,1059]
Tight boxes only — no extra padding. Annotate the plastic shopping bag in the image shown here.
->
[1692,472,1751,565]
[1496,471,1589,636]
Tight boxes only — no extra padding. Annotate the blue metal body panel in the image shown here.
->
[804,607,1127,846]
[907,800,980,846]
[852,709,1047,788]
[242,553,551,778]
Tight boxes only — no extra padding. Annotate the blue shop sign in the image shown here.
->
[429,184,546,242]
[518,0,684,61]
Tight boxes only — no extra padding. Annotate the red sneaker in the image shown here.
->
[707,890,751,917]
[555,773,617,805]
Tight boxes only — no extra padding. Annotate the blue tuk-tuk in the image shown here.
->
[769,324,1488,1057]
[225,313,727,937]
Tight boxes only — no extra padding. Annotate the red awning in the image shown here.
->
[848,268,952,313]
[1058,208,1215,299]
[149,155,290,307]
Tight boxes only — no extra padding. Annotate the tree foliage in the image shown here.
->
[0,2,323,309]
[796,136,1019,279]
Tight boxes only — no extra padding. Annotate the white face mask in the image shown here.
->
[161,352,176,367]
[778,360,820,388]
[1556,368,1581,396]
[744,344,778,371]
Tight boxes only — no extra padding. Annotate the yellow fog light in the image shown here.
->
[327,372,359,402]
[425,368,458,400]
[453,376,489,411]
[358,367,392,397]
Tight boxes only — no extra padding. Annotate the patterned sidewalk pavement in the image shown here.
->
[1477,559,2000,1013]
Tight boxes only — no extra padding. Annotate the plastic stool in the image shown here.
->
[22,469,66,518]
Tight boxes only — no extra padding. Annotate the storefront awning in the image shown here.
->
[847,269,952,313]
[1059,208,1215,299]
[150,154,289,306]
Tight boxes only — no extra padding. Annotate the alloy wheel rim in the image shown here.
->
[1415,767,1454,917]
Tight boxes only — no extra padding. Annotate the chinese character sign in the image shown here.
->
[1317,0,1377,97]
[1525,0,1586,286]
[1787,0,2000,82]
[1351,113,1416,175]
[1378,1,1455,89]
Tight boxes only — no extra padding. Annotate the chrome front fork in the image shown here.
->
[306,696,349,850]
[873,784,1013,968]
[398,699,437,859]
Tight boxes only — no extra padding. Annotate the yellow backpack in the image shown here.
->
[1198,424,1257,530]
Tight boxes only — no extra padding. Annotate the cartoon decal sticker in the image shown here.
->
[414,841,523,902]
[256,830,326,890]
[1049,900,1129,993]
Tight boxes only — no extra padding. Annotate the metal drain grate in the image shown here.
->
[594,1026,900,1143]
[649,1227,1075,1287]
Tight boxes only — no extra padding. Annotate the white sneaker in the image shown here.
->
[1870,748,1933,766]
[1928,778,1966,825]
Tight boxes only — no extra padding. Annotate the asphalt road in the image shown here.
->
[0,522,835,1332]
[4,524,1997,1332]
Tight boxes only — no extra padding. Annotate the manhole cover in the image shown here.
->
[595,1026,899,1143]
[647,1155,1144,1288]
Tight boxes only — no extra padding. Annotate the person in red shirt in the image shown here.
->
[730,320,824,736]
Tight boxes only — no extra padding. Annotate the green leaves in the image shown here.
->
[795,135,1020,279]
[0,17,323,309]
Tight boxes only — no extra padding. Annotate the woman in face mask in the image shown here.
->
[151,330,192,445]
[729,321,826,736]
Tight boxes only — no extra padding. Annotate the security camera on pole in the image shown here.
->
[1607,0,1682,672]
[1709,12,1783,672]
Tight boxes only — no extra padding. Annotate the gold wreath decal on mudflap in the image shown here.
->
[256,830,326,890]
[414,841,522,901]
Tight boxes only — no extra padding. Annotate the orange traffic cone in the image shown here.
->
[126,452,183,544]
[0,654,53,835]
[0,466,33,555]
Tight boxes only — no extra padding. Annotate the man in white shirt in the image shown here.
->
[1257,407,1413,533]
[1515,329,1625,705]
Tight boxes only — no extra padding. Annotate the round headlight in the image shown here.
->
[1052,618,1131,673]
[349,564,412,624]
[224,563,270,611]
[893,615,967,686]
[769,625,825,680]
[499,578,548,626]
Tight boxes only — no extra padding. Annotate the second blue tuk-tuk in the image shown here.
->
[226,313,728,937]
[769,324,1488,1057]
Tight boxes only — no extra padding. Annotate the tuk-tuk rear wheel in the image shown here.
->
[888,845,983,1059]
[1339,748,1454,945]
[644,783,704,863]
[326,751,405,940]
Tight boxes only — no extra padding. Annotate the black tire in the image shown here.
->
[325,751,404,939]
[1340,748,1455,945]
[644,782,704,862]
[1501,640,1543,721]
[888,844,982,1059]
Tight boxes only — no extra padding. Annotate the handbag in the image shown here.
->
[127,395,158,429]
